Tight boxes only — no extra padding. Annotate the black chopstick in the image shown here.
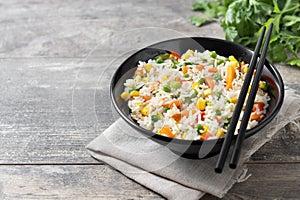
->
[229,23,274,169]
[215,26,268,173]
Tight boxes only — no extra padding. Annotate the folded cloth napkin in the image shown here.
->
[86,88,300,199]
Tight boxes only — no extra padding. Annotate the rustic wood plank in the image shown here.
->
[0,165,162,199]
[0,164,299,199]
[0,0,223,58]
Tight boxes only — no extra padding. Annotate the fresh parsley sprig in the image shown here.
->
[189,0,300,67]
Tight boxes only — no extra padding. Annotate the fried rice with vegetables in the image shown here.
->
[120,49,270,140]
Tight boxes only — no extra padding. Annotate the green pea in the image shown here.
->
[128,87,136,93]
[163,85,171,93]
[183,74,189,78]
[170,81,181,89]
[184,97,192,104]
[184,62,193,65]
[151,114,160,122]
[215,109,221,116]
[195,124,203,130]
[156,56,164,64]
[190,89,198,98]
[201,58,208,62]
[214,74,222,81]
[210,51,217,58]
[215,92,222,99]
[198,77,205,84]
[160,53,170,60]
[172,59,179,64]
[195,124,204,135]
[217,59,224,65]
[164,106,170,112]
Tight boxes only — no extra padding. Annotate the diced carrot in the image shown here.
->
[172,113,182,123]
[208,67,218,73]
[135,69,143,76]
[172,99,183,109]
[163,99,183,110]
[181,109,196,118]
[142,96,151,102]
[182,65,188,74]
[181,110,190,118]
[251,113,262,121]
[226,64,236,90]
[205,77,215,89]
[195,64,205,71]
[170,50,181,59]
[252,102,265,112]
[214,116,223,123]
[160,126,175,138]
[200,132,211,140]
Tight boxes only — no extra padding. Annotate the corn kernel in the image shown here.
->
[230,97,237,103]
[144,63,153,72]
[161,76,168,81]
[203,126,209,132]
[142,77,150,82]
[203,88,212,98]
[207,101,213,106]
[229,55,237,62]
[130,90,139,97]
[120,91,130,100]
[182,50,194,60]
[229,60,238,69]
[181,132,187,139]
[182,54,190,60]
[141,107,149,116]
[216,128,224,138]
[192,82,199,89]
[243,66,248,73]
[196,99,206,111]
[135,103,143,107]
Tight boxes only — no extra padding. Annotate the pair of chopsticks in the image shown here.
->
[215,23,274,173]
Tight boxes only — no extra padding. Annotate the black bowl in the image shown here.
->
[110,37,284,159]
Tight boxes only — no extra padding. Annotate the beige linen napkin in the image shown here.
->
[86,88,300,199]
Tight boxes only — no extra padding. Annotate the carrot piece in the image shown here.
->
[226,64,235,90]
[195,64,205,71]
[251,113,262,121]
[142,96,151,102]
[135,69,143,76]
[172,113,182,123]
[252,102,265,112]
[182,65,188,74]
[163,99,183,110]
[160,126,175,138]
[214,116,223,123]
[172,99,183,109]
[181,109,196,118]
[170,50,181,59]
[200,132,211,140]
[205,77,215,89]
[208,67,218,73]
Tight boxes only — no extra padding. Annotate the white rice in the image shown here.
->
[121,50,270,140]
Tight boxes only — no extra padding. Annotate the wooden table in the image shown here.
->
[1,0,299,199]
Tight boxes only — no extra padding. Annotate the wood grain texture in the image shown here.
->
[0,164,299,199]
[0,165,162,199]
[0,0,299,199]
